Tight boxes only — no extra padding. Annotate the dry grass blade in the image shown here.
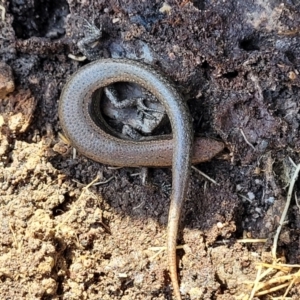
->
[272,163,300,259]
[247,161,300,299]
[248,262,300,298]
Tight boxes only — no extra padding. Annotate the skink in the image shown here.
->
[59,59,223,300]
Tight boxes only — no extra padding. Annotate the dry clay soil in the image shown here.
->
[1,0,300,299]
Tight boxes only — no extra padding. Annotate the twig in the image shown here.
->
[68,53,87,61]
[9,222,21,252]
[148,245,185,261]
[247,261,300,298]
[240,128,256,151]
[249,264,262,300]
[58,132,71,145]
[282,270,300,297]
[272,163,300,259]
[72,147,77,159]
[107,166,123,170]
[256,265,277,282]
[258,262,298,270]
[255,274,296,292]
[93,176,114,186]
[288,156,297,168]
[132,201,145,210]
[131,172,141,177]
[0,4,5,21]
[149,248,165,261]
[237,238,267,243]
[192,166,218,185]
[148,245,185,251]
[255,282,290,296]
[238,193,253,203]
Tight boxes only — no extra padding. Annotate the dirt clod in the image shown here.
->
[0,62,14,98]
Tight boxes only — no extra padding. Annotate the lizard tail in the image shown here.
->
[167,211,182,300]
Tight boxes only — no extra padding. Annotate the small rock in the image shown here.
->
[1,89,36,134]
[247,192,255,200]
[0,62,15,99]
[265,196,275,204]
[159,3,172,14]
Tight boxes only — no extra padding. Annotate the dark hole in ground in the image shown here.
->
[239,37,260,51]
[90,82,171,138]
[222,70,239,79]
[192,0,206,10]
[200,60,213,81]
[215,272,227,292]
[184,211,194,225]
[55,275,65,296]
[52,197,71,217]
[10,0,69,39]
[120,277,134,291]
[103,253,112,260]
[201,61,210,69]
[54,238,66,253]
[285,50,296,64]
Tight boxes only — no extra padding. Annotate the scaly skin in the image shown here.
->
[59,59,223,299]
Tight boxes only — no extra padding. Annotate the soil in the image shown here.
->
[1,0,300,299]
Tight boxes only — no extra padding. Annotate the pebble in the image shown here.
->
[0,62,15,99]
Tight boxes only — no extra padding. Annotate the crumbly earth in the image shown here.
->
[1,0,300,299]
